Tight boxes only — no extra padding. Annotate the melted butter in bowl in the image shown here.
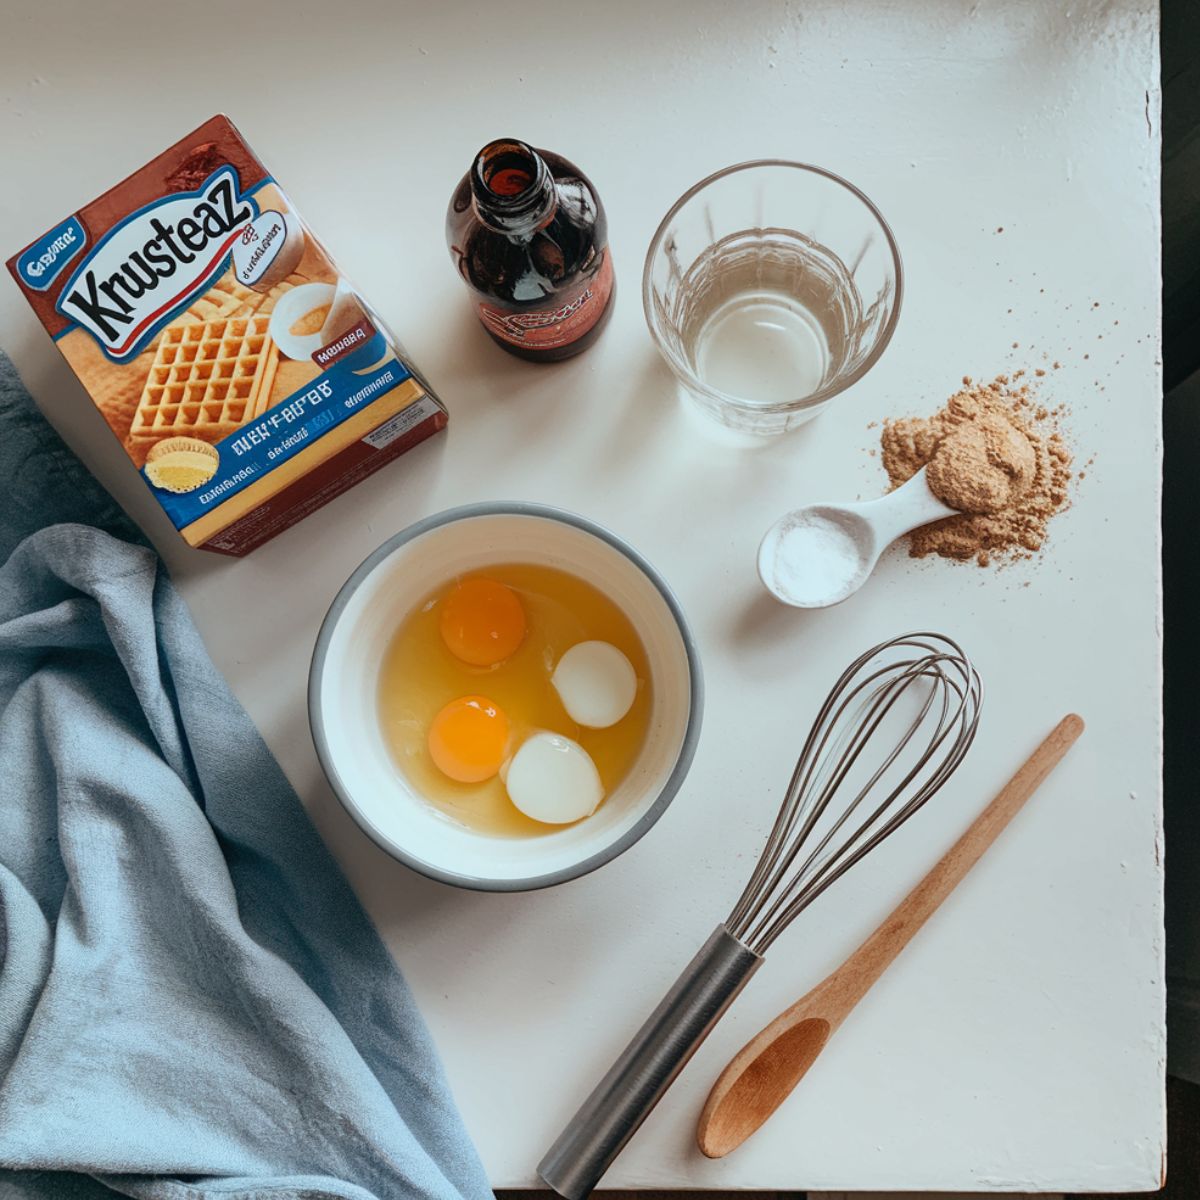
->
[377,563,653,838]
[309,504,703,891]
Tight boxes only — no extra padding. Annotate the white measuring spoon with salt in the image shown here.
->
[758,467,960,608]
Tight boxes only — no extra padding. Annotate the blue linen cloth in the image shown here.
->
[0,350,491,1200]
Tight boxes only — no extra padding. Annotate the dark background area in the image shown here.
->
[1162,0,1200,392]
[1157,0,1199,1192]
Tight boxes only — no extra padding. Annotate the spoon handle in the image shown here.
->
[696,714,1085,1160]
[856,465,959,545]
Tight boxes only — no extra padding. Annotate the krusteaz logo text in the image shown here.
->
[56,166,257,362]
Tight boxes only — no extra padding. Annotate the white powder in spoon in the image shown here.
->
[762,512,867,607]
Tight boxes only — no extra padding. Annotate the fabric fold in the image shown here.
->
[0,353,490,1200]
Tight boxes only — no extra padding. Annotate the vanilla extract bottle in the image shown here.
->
[446,138,615,362]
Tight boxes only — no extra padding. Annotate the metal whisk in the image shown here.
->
[539,633,982,1200]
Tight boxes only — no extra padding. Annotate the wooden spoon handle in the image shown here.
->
[696,714,1085,1160]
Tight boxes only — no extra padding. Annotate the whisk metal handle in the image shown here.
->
[538,925,762,1200]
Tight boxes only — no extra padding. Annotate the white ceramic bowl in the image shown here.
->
[309,503,703,891]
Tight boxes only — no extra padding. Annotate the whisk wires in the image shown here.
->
[726,633,982,954]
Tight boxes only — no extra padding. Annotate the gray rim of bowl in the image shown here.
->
[308,501,705,893]
[640,158,905,415]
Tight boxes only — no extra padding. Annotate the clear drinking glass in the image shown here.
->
[643,161,903,436]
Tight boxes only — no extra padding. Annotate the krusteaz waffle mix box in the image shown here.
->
[7,115,447,556]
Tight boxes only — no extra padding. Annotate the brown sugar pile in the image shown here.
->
[880,375,1072,566]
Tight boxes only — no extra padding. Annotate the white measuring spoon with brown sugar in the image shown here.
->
[757,467,959,608]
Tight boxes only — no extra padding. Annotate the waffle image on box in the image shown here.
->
[7,114,447,556]
[133,315,280,446]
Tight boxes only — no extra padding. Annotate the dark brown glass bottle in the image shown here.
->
[446,138,615,362]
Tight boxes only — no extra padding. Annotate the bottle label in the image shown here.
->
[478,252,613,350]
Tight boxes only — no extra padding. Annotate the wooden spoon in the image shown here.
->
[696,713,1085,1159]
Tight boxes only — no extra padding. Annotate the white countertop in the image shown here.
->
[0,0,1163,1192]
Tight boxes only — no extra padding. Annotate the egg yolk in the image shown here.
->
[439,577,526,667]
[427,695,510,783]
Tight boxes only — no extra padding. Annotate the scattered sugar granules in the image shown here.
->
[880,375,1073,567]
